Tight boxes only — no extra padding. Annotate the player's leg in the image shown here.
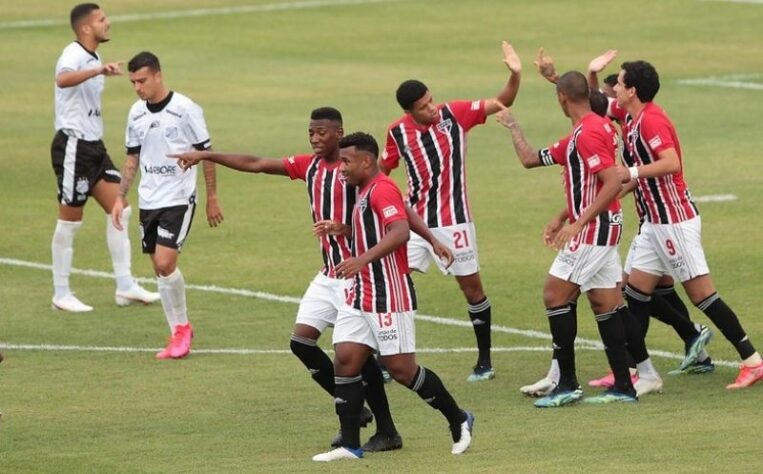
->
[50,131,91,311]
[682,274,763,389]
[358,356,402,451]
[455,272,494,382]
[91,157,159,306]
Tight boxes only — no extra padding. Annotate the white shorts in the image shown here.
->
[623,231,645,276]
[408,222,480,276]
[332,305,417,356]
[295,272,353,333]
[549,243,623,293]
[629,216,709,283]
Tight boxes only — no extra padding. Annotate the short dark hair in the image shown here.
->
[396,79,428,110]
[339,132,379,158]
[128,51,161,73]
[310,107,343,125]
[621,60,660,102]
[556,71,590,102]
[603,73,618,87]
[589,88,608,117]
[70,3,100,30]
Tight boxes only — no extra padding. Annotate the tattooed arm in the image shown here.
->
[111,153,139,231]
[494,105,543,169]
[201,153,224,227]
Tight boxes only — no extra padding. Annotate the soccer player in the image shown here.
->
[380,41,522,382]
[496,71,662,406]
[170,108,453,451]
[111,51,224,359]
[51,3,159,312]
[613,60,763,389]
[312,132,473,461]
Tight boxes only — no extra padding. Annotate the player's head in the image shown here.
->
[396,80,438,125]
[616,61,660,106]
[309,107,344,159]
[555,71,590,117]
[70,3,110,43]
[601,73,618,98]
[339,132,379,186]
[128,52,164,103]
[589,88,609,117]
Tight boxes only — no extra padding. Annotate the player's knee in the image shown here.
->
[383,362,416,386]
[153,260,176,277]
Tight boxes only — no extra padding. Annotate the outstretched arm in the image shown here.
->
[484,41,522,115]
[56,61,125,88]
[587,49,618,91]
[494,105,542,168]
[169,150,289,176]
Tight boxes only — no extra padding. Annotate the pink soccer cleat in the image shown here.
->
[726,363,763,390]
[169,323,193,359]
[587,370,639,388]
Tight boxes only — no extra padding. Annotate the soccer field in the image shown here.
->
[1,0,762,472]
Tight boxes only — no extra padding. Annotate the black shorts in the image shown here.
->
[51,130,121,207]
[139,202,196,254]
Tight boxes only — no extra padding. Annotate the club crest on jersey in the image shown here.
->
[436,119,453,135]
[358,197,368,212]
[149,121,160,130]
[165,126,178,140]
[75,177,90,195]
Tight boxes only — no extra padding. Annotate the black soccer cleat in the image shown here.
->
[362,432,403,452]
[330,406,374,448]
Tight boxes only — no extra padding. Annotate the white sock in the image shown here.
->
[636,358,660,380]
[107,206,134,292]
[157,268,188,332]
[52,219,82,299]
[547,358,560,383]
[743,352,762,367]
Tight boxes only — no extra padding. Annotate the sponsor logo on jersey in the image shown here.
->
[611,212,623,224]
[436,118,453,135]
[143,164,177,176]
[470,100,481,111]
[382,205,398,218]
[378,328,398,342]
[165,126,179,140]
[586,154,601,168]
[157,226,175,240]
[648,135,663,149]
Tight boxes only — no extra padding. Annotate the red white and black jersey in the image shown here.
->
[608,99,647,221]
[623,102,698,224]
[350,173,417,313]
[382,100,487,228]
[283,154,356,278]
[539,112,623,246]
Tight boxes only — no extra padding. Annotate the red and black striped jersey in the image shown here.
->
[539,112,623,246]
[608,99,648,222]
[350,173,417,313]
[382,100,487,228]
[283,154,356,278]
[622,102,698,224]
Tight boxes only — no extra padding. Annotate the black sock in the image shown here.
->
[468,297,492,367]
[547,304,577,389]
[624,284,651,337]
[652,287,699,342]
[335,375,364,449]
[618,305,650,364]
[408,365,465,428]
[360,356,397,435]
[655,285,691,318]
[290,335,334,396]
[697,293,756,360]
[595,308,634,393]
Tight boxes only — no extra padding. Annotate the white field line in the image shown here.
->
[0,257,740,368]
[0,0,400,30]
[705,0,763,4]
[677,74,763,91]
[693,194,737,203]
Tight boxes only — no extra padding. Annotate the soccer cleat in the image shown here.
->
[583,389,638,404]
[51,293,93,312]
[520,376,557,397]
[330,406,374,448]
[634,376,664,397]
[587,370,639,388]
[312,446,363,462]
[668,358,715,375]
[725,363,763,390]
[155,340,173,360]
[679,325,713,371]
[534,386,583,408]
[169,323,193,359]
[362,432,403,452]
[115,282,161,306]
[466,365,495,383]
[450,411,474,455]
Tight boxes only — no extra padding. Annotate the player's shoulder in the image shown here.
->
[387,114,408,132]
[372,174,402,194]
[58,42,97,66]
[167,91,200,112]
[287,153,317,165]
[128,100,148,120]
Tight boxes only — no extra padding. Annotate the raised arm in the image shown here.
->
[587,49,618,91]
[170,150,288,175]
[111,153,139,231]
[534,47,560,84]
[484,41,522,115]
[56,61,124,88]
[494,105,543,168]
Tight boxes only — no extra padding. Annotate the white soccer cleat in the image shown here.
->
[312,447,363,462]
[520,376,557,397]
[115,282,161,306]
[52,293,93,312]
[634,376,664,397]
[451,411,475,455]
